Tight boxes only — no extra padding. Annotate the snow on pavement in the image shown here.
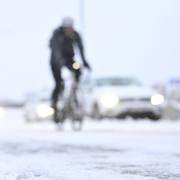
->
[0,108,180,180]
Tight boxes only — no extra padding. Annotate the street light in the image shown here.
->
[79,0,85,37]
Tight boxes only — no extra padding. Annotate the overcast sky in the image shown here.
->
[0,0,180,100]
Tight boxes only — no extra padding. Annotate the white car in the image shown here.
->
[83,77,165,120]
[24,81,85,122]
[24,91,54,122]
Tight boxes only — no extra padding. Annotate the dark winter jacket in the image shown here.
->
[50,26,86,65]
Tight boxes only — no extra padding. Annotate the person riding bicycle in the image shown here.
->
[49,17,91,122]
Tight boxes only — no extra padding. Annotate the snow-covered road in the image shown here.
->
[0,109,180,180]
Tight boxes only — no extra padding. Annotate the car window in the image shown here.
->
[94,78,142,87]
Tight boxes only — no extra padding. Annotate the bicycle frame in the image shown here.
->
[56,66,84,130]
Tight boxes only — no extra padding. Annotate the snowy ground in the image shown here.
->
[0,109,180,180]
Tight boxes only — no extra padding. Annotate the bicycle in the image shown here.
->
[55,63,85,131]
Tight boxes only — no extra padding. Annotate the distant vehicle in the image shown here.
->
[0,106,5,118]
[83,77,165,120]
[166,78,180,101]
[24,91,54,122]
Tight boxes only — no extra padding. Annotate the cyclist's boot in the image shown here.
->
[51,81,65,123]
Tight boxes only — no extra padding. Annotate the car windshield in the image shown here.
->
[94,78,142,87]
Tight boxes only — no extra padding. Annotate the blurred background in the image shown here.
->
[0,0,180,119]
[1,2,180,178]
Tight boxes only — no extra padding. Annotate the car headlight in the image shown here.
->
[0,107,4,118]
[36,104,54,118]
[151,94,164,105]
[99,94,119,108]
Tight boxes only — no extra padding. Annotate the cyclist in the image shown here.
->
[49,17,91,122]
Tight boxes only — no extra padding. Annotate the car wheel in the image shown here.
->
[148,113,161,121]
[25,117,31,122]
[92,103,102,119]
